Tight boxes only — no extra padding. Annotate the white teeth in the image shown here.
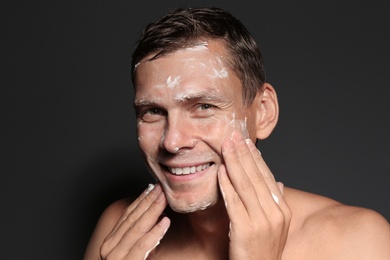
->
[183,167,190,174]
[169,163,211,175]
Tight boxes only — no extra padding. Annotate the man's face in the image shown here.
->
[133,41,259,213]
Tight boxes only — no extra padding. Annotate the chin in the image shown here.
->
[165,187,220,214]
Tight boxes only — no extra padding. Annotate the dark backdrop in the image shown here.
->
[2,1,389,259]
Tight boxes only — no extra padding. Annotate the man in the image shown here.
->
[84,7,390,259]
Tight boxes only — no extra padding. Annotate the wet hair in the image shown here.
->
[131,7,266,105]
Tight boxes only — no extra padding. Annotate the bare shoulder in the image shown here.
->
[83,197,133,260]
[284,187,390,259]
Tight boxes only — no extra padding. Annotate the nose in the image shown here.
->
[160,113,198,153]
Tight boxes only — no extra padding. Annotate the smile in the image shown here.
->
[168,163,211,175]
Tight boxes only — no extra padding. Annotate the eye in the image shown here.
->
[145,108,164,115]
[192,103,216,118]
[197,104,214,110]
[138,107,166,122]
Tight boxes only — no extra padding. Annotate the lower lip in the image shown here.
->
[163,164,215,182]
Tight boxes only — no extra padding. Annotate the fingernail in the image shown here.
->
[245,139,261,155]
[277,182,284,195]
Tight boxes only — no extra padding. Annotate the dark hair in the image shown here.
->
[131,7,266,105]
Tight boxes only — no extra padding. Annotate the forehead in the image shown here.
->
[133,41,241,99]
[135,40,229,71]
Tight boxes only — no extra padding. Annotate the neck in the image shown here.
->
[186,199,230,253]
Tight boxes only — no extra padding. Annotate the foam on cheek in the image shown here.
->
[222,113,249,141]
[230,116,249,140]
[196,113,249,153]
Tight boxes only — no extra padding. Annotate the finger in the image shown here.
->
[245,139,287,208]
[104,184,165,250]
[217,164,248,223]
[229,132,274,204]
[114,191,168,256]
[111,183,156,233]
[221,137,264,217]
[230,132,289,219]
[246,139,291,226]
[277,181,284,195]
[134,216,171,260]
[107,216,170,260]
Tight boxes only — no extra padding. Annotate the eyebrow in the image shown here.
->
[174,90,228,102]
[134,90,229,107]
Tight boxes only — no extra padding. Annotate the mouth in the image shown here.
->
[166,162,213,175]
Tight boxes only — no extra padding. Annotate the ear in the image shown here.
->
[253,83,279,140]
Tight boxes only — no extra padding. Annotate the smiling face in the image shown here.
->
[133,40,261,213]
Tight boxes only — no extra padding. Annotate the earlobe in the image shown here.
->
[255,83,279,140]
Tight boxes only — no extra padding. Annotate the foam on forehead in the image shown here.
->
[184,41,209,51]
[166,75,181,89]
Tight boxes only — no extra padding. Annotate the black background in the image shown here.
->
[2,1,389,259]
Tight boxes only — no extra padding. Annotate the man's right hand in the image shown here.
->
[99,183,170,260]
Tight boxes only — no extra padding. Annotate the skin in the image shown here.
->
[84,40,390,260]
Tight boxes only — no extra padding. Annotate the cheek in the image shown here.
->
[137,122,163,154]
[198,114,250,148]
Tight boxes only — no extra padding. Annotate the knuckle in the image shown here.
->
[123,213,138,225]
[142,191,156,204]
[252,173,265,184]
[232,193,242,204]
[240,178,253,190]
[271,211,285,227]
[135,237,149,251]
[123,205,135,216]
[130,220,148,234]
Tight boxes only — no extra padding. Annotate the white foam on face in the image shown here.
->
[166,75,181,89]
[184,42,209,51]
[173,89,202,102]
[226,114,249,140]
[211,57,229,79]
[212,67,229,79]
[182,201,212,213]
